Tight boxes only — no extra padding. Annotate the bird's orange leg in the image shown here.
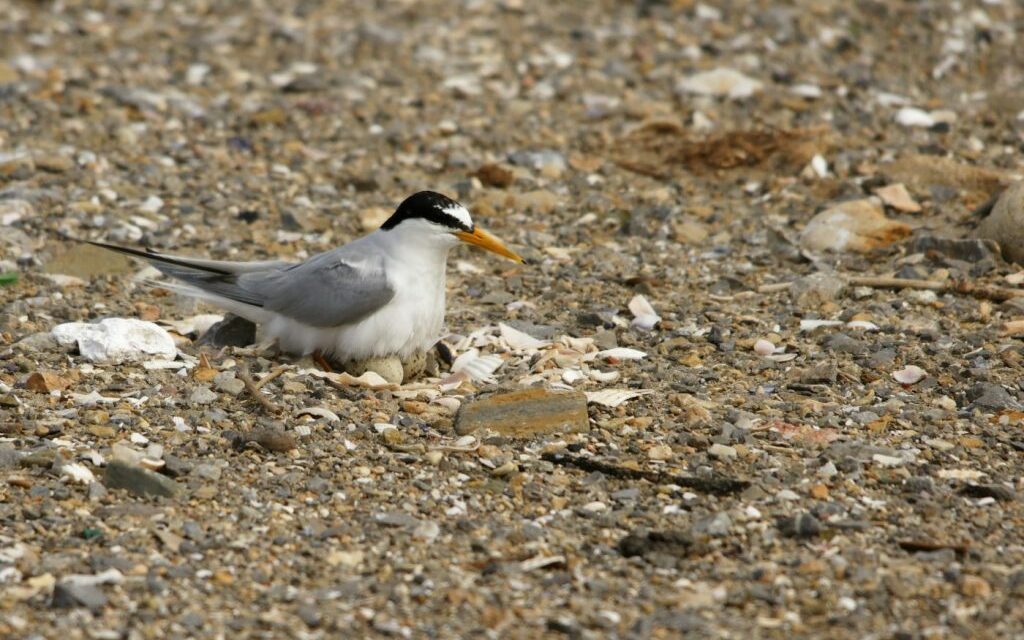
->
[312,350,334,372]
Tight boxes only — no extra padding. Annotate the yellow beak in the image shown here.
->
[455,228,524,263]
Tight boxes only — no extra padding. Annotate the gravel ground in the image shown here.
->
[3,1,1024,638]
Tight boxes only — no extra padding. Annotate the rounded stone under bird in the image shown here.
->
[88,191,524,381]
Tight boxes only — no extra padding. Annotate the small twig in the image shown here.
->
[254,365,289,390]
[757,276,1024,303]
[847,276,946,291]
[756,282,793,294]
[238,365,280,414]
[541,452,749,496]
[759,443,802,457]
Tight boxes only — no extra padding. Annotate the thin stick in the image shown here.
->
[255,365,289,390]
[238,365,280,414]
[756,282,793,293]
[757,276,1024,302]
[848,276,946,291]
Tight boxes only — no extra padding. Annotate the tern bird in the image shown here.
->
[87,191,523,367]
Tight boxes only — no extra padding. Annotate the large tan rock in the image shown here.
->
[800,199,912,253]
[977,181,1024,264]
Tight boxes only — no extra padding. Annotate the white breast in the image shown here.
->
[262,244,447,362]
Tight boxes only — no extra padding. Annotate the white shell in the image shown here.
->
[295,406,342,424]
[589,369,620,383]
[561,369,587,384]
[846,320,879,331]
[628,294,661,331]
[799,319,844,332]
[585,388,654,407]
[753,339,775,356]
[585,348,647,362]
[451,348,504,383]
[499,323,549,350]
[304,369,397,390]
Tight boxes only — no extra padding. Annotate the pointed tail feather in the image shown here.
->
[81,239,267,308]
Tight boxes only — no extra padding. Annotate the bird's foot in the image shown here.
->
[312,350,335,372]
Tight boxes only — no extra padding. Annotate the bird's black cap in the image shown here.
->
[380,191,473,232]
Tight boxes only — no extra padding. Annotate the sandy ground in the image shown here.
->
[2,1,1024,638]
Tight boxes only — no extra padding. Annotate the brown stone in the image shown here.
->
[454,388,589,437]
[800,199,912,253]
[884,154,1009,195]
[474,163,515,188]
[25,372,70,393]
[977,180,1024,264]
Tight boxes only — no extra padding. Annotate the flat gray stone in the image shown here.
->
[104,461,180,498]
[454,388,589,437]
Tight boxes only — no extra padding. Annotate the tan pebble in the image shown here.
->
[961,575,991,599]
[477,444,502,459]
[402,400,429,415]
[212,570,234,585]
[25,371,70,393]
[958,436,983,449]
[424,451,443,466]
[491,461,517,477]
[647,444,673,461]
[193,366,217,383]
[251,428,296,452]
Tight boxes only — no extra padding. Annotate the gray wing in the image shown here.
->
[87,240,395,327]
[238,249,395,327]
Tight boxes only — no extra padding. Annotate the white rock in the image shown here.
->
[799,319,844,332]
[790,83,822,99]
[0,199,33,226]
[872,454,905,467]
[895,107,935,128]
[139,195,164,213]
[891,365,927,385]
[52,318,177,363]
[810,154,829,178]
[61,463,96,485]
[708,443,738,460]
[897,106,954,127]
[677,68,763,99]
[412,520,440,543]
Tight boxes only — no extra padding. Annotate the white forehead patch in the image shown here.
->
[442,203,473,229]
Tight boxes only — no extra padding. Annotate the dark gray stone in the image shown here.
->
[777,512,822,538]
[969,383,1020,411]
[51,582,107,610]
[910,236,999,263]
[197,313,256,348]
[824,333,868,355]
[104,461,180,498]
[0,444,19,469]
